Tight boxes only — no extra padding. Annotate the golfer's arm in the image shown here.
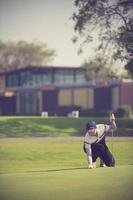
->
[109,113,117,131]
[111,120,117,130]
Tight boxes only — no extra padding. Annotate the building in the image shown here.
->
[0,65,133,115]
[0,66,86,115]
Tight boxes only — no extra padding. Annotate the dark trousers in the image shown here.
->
[91,136,115,167]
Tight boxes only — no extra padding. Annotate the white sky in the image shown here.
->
[0,0,97,67]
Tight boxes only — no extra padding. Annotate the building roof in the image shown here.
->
[0,65,82,75]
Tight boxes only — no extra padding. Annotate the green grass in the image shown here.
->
[0,116,133,137]
[0,166,133,200]
[0,138,133,173]
[0,138,133,200]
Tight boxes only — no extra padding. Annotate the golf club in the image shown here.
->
[109,112,115,163]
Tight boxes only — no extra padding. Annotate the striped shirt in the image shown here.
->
[84,124,111,145]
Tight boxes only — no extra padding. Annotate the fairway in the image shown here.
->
[0,137,133,200]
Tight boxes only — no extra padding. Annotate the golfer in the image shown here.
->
[83,113,117,169]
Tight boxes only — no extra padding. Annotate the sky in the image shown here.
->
[0,0,96,67]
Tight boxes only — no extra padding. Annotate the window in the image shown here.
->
[75,71,86,83]
[54,69,74,84]
[20,71,32,86]
[6,74,19,87]
[19,91,36,114]
[32,73,52,85]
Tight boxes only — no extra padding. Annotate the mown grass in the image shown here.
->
[0,138,133,200]
[0,116,133,137]
[0,165,133,200]
[0,138,133,173]
[0,116,132,200]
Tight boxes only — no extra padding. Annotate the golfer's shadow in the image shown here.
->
[46,167,86,172]
[28,167,86,173]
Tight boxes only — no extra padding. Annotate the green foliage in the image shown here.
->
[80,109,110,117]
[82,55,110,80]
[72,0,133,77]
[0,40,56,70]
[0,116,132,137]
[82,53,126,81]
[115,105,133,118]
[0,117,85,137]
[125,59,133,78]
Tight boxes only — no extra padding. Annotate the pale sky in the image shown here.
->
[0,0,97,67]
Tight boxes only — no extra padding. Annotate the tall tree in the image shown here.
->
[82,53,126,81]
[72,0,133,77]
[125,59,133,78]
[0,40,56,70]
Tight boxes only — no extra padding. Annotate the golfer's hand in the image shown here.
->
[109,113,117,130]
[109,113,115,123]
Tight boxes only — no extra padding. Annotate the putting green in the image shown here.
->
[0,165,133,200]
[0,138,133,200]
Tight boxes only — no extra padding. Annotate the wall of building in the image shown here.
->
[58,86,116,112]
[58,88,94,110]
[58,89,73,106]
[0,75,5,89]
[37,90,43,113]
[112,86,120,110]
[42,89,58,114]
[0,75,133,115]
[120,81,133,110]
[73,88,94,109]
[94,86,112,110]
[0,95,16,115]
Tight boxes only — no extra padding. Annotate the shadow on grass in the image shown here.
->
[0,117,133,137]
[26,164,133,173]
[0,117,86,137]
[27,167,87,173]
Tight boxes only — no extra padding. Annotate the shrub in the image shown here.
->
[80,109,110,117]
[115,105,132,118]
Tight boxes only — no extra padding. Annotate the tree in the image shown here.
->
[82,53,126,81]
[0,40,56,70]
[72,0,133,77]
[125,59,133,78]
